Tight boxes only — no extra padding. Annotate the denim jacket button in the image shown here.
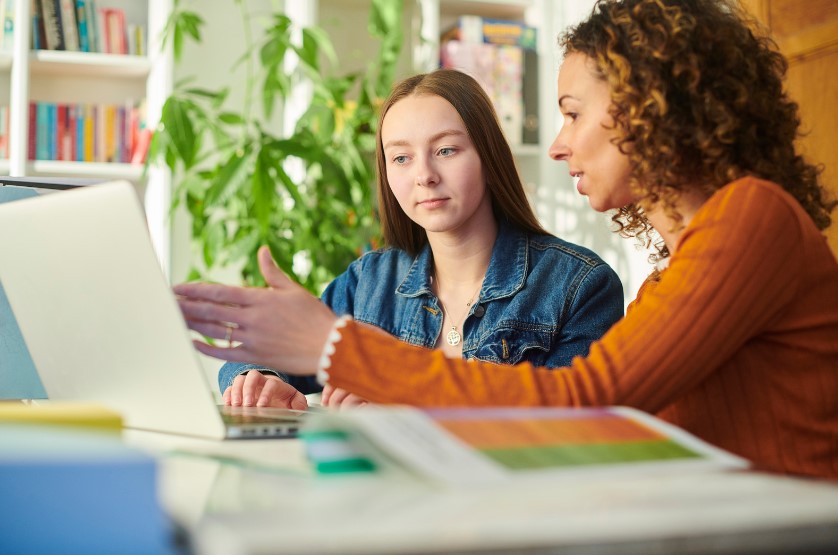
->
[473,305,485,317]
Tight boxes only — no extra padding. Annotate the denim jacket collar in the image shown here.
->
[395,221,528,302]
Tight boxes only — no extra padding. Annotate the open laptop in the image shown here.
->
[0,180,303,439]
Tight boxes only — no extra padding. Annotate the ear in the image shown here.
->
[258,246,293,289]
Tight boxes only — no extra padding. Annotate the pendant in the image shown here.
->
[446,327,462,346]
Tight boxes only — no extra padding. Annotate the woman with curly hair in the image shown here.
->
[175,0,838,479]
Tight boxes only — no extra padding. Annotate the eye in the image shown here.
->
[437,147,456,157]
[392,155,409,165]
[563,111,578,122]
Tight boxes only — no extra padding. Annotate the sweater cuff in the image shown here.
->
[316,316,351,386]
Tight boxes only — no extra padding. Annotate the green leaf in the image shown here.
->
[204,148,252,206]
[160,97,198,169]
[219,112,245,125]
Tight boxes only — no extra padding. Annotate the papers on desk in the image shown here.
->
[300,406,749,486]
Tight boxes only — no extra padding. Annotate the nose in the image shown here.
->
[549,132,570,162]
[414,158,440,187]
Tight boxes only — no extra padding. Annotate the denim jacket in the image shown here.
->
[218,222,624,394]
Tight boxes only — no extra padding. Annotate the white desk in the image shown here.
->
[124,430,838,555]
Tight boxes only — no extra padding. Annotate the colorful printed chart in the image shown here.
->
[428,408,702,470]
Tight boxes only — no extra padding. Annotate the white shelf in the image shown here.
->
[29,50,152,78]
[26,160,145,181]
[440,0,533,20]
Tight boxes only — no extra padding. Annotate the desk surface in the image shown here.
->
[124,429,838,555]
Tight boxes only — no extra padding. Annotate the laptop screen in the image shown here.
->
[0,185,48,399]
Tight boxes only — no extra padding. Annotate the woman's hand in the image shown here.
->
[174,246,338,375]
[223,370,309,410]
[321,383,369,409]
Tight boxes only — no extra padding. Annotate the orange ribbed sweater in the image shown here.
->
[326,178,838,479]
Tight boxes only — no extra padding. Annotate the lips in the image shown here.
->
[570,171,584,194]
[418,197,449,208]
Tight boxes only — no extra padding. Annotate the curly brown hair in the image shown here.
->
[561,0,835,257]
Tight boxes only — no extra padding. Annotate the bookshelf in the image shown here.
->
[317,0,557,206]
[1,0,174,274]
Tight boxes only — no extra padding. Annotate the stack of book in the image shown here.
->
[31,0,146,55]
[27,99,148,164]
[440,16,540,146]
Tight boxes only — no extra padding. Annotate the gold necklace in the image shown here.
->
[437,282,482,347]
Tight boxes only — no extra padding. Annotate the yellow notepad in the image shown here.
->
[0,401,123,431]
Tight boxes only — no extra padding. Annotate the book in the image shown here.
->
[39,0,64,50]
[1,424,171,553]
[58,0,78,51]
[442,16,537,50]
[522,48,539,144]
[31,0,46,50]
[75,0,89,51]
[0,401,122,431]
[301,406,750,486]
[85,0,98,52]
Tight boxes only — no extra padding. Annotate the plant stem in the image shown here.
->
[237,0,255,142]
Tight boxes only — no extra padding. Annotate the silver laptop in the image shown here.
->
[0,180,302,439]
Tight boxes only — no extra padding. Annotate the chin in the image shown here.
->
[586,198,612,213]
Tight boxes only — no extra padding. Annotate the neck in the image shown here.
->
[427,219,497,290]
[646,188,709,254]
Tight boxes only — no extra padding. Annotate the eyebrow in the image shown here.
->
[383,129,467,150]
[558,94,577,108]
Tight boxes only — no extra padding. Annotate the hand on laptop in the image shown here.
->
[175,246,337,376]
[321,383,369,409]
[222,370,308,410]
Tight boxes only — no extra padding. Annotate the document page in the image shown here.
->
[301,406,749,486]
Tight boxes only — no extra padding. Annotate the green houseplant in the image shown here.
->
[150,0,403,293]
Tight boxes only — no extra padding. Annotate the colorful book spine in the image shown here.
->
[40,0,65,51]
[85,0,97,52]
[58,0,79,51]
[30,0,42,49]
[83,104,94,161]
[75,104,85,161]
[75,0,89,52]
[27,103,36,160]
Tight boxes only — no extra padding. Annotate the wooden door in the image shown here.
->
[740,0,838,255]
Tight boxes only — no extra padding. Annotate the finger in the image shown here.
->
[222,386,232,406]
[241,370,267,406]
[257,379,309,410]
[178,299,245,332]
[341,395,369,409]
[230,374,246,406]
[325,387,352,408]
[258,246,294,290]
[321,383,334,406]
[289,392,309,411]
[174,282,255,307]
